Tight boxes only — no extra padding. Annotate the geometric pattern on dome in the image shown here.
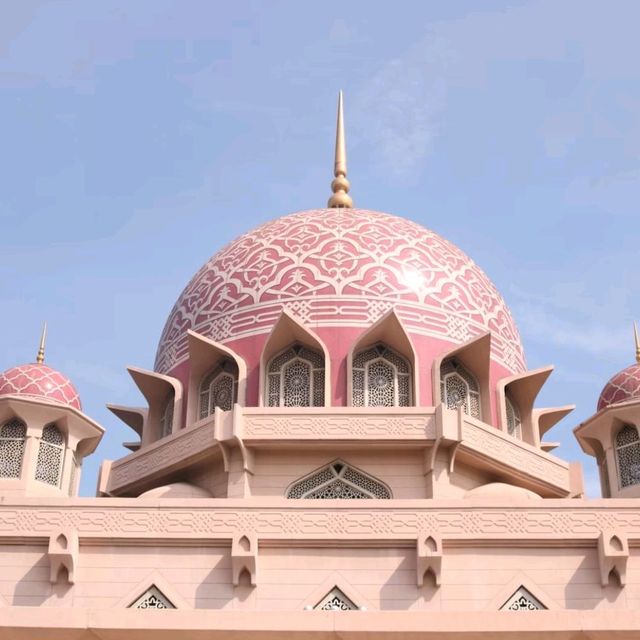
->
[286,460,391,499]
[155,209,525,375]
[598,364,640,411]
[0,363,81,410]
[500,586,546,611]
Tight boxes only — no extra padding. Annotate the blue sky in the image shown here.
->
[1,0,638,497]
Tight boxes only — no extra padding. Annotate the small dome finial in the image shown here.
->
[634,321,640,364]
[36,322,47,364]
[328,90,353,208]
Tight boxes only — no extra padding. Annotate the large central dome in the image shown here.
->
[155,209,525,378]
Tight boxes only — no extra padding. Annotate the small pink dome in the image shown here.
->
[0,363,82,410]
[597,364,640,411]
[155,209,525,377]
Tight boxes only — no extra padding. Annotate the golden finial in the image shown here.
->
[634,321,640,364]
[36,322,47,364]
[328,90,353,208]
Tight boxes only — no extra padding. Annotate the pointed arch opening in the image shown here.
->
[35,423,65,487]
[348,310,418,407]
[0,418,26,479]
[259,310,330,407]
[615,424,640,488]
[440,358,481,419]
[286,460,391,499]
[198,358,238,418]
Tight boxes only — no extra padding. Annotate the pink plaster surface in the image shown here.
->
[155,209,525,384]
[0,363,81,410]
[597,364,640,411]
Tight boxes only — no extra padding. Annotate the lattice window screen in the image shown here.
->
[129,585,175,609]
[267,344,325,408]
[352,343,411,407]
[160,392,174,439]
[440,359,481,419]
[500,586,546,611]
[615,424,640,488]
[0,419,26,479]
[314,587,358,610]
[35,423,64,486]
[199,359,238,419]
[505,394,522,439]
[287,461,391,499]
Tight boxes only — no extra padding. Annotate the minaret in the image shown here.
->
[634,321,640,364]
[36,322,47,364]
[327,91,353,208]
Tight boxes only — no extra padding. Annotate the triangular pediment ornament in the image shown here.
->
[129,584,175,609]
[500,586,546,611]
[315,586,358,610]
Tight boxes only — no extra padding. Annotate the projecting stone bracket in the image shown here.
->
[416,534,442,587]
[48,529,79,585]
[598,530,628,587]
[231,533,258,587]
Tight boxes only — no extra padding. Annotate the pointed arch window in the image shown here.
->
[129,585,175,609]
[352,343,411,407]
[199,358,238,419]
[615,424,640,488]
[267,344,325,407]
[500,586,546,611]
[440,359,481,418]
[287,461,391,499]
[505,393,522,439]
[315,587,358,610]
[0,418,27,479]
[160,391,174,439]
[35,423,64,486]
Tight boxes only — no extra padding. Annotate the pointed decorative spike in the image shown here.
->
[328,90,353,208]
[36,322,47,364]
[634,321,640,364]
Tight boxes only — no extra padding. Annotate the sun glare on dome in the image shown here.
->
[400,267,425,294]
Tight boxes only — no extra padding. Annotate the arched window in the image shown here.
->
[0,419,27,479]
[505,393,522,439]
[615,424,640,488]
[440,358,481,418]
[352,343,411,407]
[286,460,391,499]
[267,344,325,407]
[160,391,174,439]
[199,359,238,419]
[35,423,64,487]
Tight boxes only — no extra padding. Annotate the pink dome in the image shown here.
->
[597,363,640,411]
[155,209,525,381]
[0,363,82,411]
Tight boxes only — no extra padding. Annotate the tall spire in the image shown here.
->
[36,322,47,364]
[328,90,353,208]
[634,321,640,364]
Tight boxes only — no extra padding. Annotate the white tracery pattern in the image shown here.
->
[440,359,481,419]
[615,424,640,488]
[0,419,26,479]
[267,345,324,407]
[287,461,391,499]
[352,343,411,407]
[505,394,522,439]
[199,359,238,418]
[160,393,174,439]
[35,423,64,487]
[500,586,545,611]
[129,586,175,609]
[155,209,525,375]
[315,587,358,610]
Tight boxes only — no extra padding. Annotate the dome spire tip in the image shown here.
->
[36,322,47,364]
[328,90,353,208]
[634,321,640,364]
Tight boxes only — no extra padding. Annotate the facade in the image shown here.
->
[1,94,640,639]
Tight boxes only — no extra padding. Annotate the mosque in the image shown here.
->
[0,93,639,638]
